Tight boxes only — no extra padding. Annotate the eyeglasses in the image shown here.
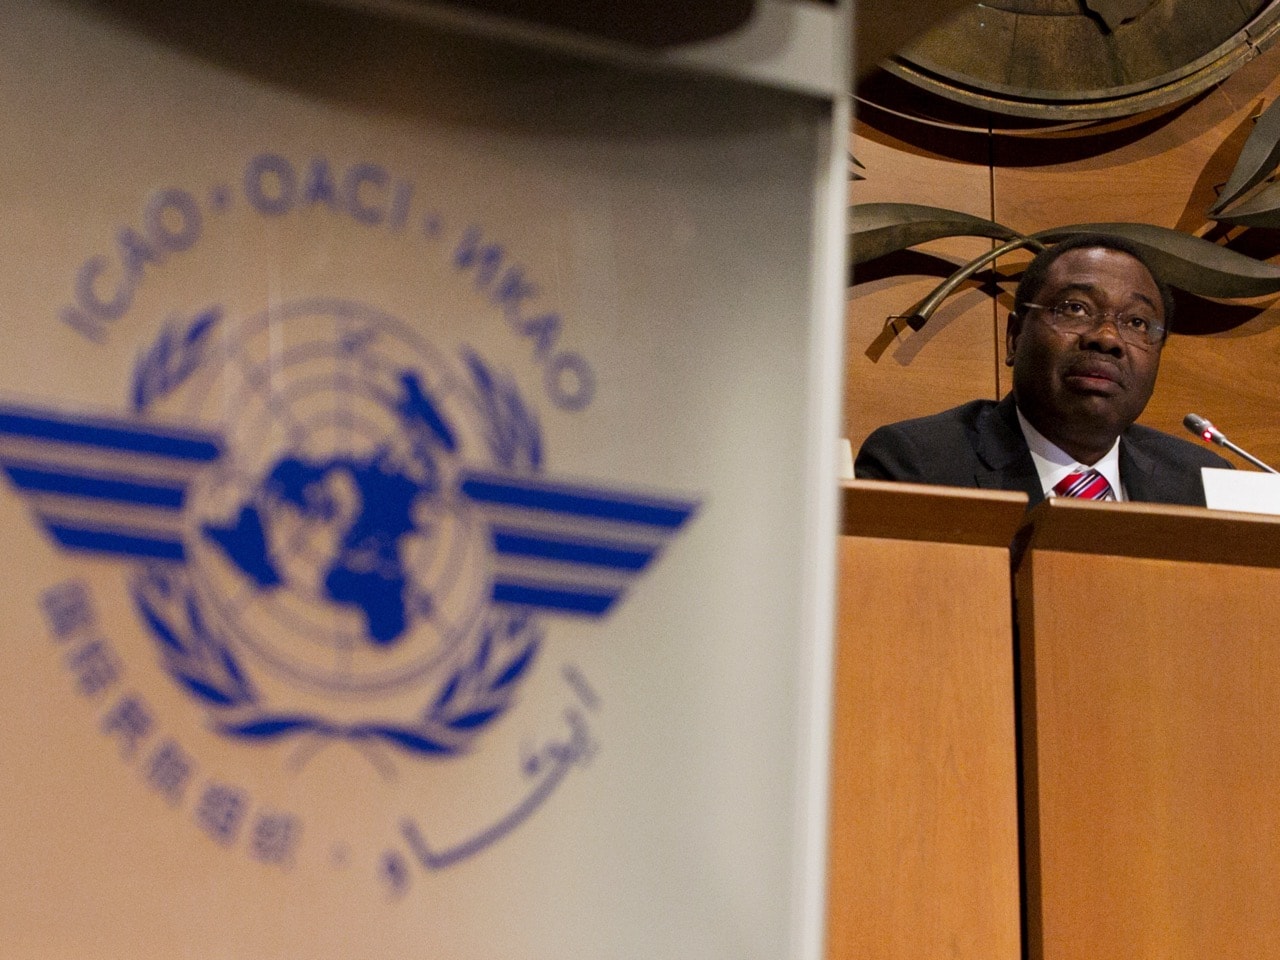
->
[1022,299,1166,348]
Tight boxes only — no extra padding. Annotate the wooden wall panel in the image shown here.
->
[845,128,999,448]
[849,41,1280,471]
[1152,329,1280,468]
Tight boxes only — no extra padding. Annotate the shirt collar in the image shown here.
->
[1015,406,1126,501]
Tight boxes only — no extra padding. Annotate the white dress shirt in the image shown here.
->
[1016,407,1126,501]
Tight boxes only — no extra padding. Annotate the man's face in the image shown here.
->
[1006,246,1165,457]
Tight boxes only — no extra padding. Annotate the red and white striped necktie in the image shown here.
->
[1053,468,1115,501]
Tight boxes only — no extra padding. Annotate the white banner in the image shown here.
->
[0,3,844,957]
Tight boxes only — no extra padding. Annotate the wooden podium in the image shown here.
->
[826,480,1026,960]
[1015,497,1280,960]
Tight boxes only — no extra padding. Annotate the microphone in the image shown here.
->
[1183,413,1279,473]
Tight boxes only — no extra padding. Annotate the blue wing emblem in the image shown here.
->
[0,403,697,619]
[461,471,698,617]
[0,404,222,561]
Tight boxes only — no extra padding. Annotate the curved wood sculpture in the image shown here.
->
[878,0,1280,120]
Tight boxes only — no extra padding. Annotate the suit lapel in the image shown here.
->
[973,395,1044,504]
[1120,434,1161,503]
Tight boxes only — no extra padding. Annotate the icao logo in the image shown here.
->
[1,155,700,883]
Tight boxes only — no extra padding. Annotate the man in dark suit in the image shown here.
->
[855,233,1230,506]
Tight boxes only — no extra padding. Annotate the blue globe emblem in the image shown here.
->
[180,299,505,697]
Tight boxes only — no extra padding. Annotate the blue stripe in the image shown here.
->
[5,464,186,508]
[0,407,221,461]
[491,529,654,571]
[461,473,696,528]
[491,581,619,615]
[45,522,185,561]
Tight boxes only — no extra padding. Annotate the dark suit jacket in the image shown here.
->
[854,394,1232,507]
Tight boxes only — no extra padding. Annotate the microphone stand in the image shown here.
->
[1184,413,1279,474]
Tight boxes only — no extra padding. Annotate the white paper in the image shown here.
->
[1201,467,1280,516]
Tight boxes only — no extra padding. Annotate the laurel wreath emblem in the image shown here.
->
[131,565,541,756]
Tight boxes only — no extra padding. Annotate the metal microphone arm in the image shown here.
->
[1183,413,1280,474]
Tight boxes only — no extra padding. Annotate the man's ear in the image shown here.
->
[1005,311,1021,367]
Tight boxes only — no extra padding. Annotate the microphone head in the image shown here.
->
[1184,412,1223,445]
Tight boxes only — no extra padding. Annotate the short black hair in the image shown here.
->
[1013,232,1176,335]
